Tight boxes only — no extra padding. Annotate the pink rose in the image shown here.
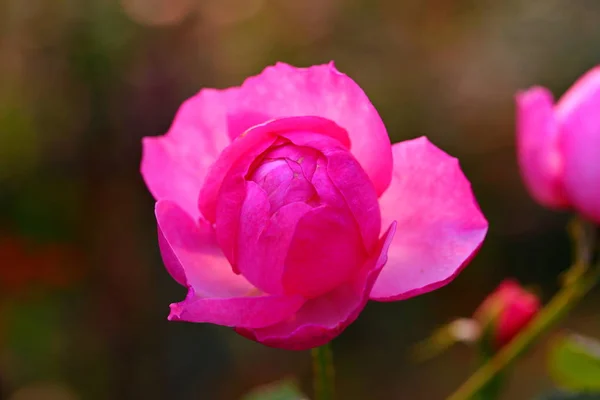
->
[473,280,540,349]
[516,66,600,223]
[141,63,488,350]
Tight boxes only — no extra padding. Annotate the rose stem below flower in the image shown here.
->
[311,343,335,400]
[448,217,599,400]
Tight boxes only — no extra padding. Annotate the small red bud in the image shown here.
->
[474,279,541,349]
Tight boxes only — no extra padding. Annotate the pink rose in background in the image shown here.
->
[141,62,488,350]
[474,280,540,349]
[516,66,600,224]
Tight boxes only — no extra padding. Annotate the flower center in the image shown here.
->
[249,143,321,213]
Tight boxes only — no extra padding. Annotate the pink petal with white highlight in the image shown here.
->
[157,201,305,328]
[371,137,488,301]
[155,200,253,297]
[141,90,231,219]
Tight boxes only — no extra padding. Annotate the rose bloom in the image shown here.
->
[141,63,488,350]
[516,66,600,224]
[474,280,540,349]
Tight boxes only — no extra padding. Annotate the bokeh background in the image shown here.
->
[1,0,600,399]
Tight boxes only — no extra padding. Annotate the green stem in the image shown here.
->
[448,266,600,400]
[311,344,334,400]
[476,372,504,400]
[448,217,599,400]
[476,342,505,400]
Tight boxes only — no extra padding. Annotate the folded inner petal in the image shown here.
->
[200,121,278,223]
[237,223,396,350]
[282,205,367,298]
[249,145,320,213]
[324,149,381,253]
[212,117,351,267]
[235,182,313,295]
[281,131,381,253]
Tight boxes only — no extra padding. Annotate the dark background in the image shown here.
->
[1,1,600,399]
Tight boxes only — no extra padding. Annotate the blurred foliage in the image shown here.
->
[536,392,600,400]
[241,379,307,400]
[548,334,600,392]
[1,0,600,399]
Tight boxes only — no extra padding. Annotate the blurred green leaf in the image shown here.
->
[2,295,66,383]
[241,379,307,400]
[548,334,600,392]
[536,391,600,400]
[0,100,39,181]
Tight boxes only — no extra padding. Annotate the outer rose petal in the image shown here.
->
[237,223,396,350]
[169,287,305,329]
[371,137,488,301]
[158,201,306,328]
[155,200,253,297]
[557,67,600,223]
[516,87,569,209]
[141,90,231,218]
[226,62,393,195]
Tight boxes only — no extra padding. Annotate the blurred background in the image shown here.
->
[1,0,600,399]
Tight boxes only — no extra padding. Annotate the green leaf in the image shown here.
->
[241,379,307,400]
[548,334,600,392]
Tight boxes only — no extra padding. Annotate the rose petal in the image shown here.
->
[211,117,351,266]
[226,62,392,195]
[237,223,396,350]
[557,67,600,223]
[250,155,319,213]
[155,200,254,297]
[158,201,305,329]
[200,122,278,223]
[371,137,488,301]
[141,89,231,219]
[225,109,270,141]
[236,182,313,294]
[169,287,305,329]
[516,87,569,209]
[281,132,381,253]
[325,149,381,253]
[282,205,367,298]
[310,157,345,207]
[202,116,348,223]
